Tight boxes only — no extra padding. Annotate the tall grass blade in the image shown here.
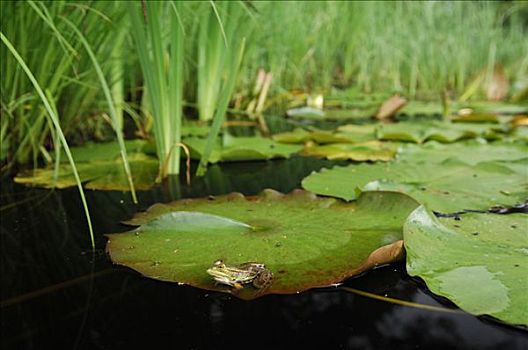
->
[1,31,95,249]
[61,17,138,203]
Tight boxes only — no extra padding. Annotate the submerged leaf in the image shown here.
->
[106,190,419,299]
[404,206,527,325]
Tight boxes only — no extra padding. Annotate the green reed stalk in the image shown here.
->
[196,38,246,176]
[127,1,184,177]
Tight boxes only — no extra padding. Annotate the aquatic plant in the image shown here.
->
[127,1,184,177]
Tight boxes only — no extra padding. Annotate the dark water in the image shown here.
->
[1,156,527,350]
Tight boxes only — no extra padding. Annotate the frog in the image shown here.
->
[206,260,273,290]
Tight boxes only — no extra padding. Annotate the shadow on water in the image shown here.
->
[1,156,527,349]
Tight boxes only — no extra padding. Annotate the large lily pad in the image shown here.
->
[302,159,527,213]
[106,190,419,299]
[404,206,528,326]
[184,135,302,163]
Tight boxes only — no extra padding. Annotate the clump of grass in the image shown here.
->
[0,1,130,167]
[242,1,527,99]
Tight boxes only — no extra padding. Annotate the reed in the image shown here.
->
[195,1,254,175]
[127,0,184,177]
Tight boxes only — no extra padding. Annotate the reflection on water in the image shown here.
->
[1,158,527,349]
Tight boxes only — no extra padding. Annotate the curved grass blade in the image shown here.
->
[0,31,95,249]
[342,287,463,314]
[60,17,138,203]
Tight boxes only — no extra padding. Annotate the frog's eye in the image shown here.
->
[213,260,224,266]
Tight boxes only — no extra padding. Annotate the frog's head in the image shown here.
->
[207,260,231,281]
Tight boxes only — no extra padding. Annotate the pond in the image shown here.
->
[1,156,527,349]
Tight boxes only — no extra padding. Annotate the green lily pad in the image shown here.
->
[398,141,528,165]
[286,107,325,120]
[273,128,376,145]
[181,122,212,137]
[285,107,376,120]
[302,159,527,212]
[301,141,397,161]
[337,124,378,135]
[513,126,528,142]
[397,101,444,116]
[16,140,159,191]
[57,139,149,163]
[451,113,500,124]
[106,190,419,299]
[15,153,158,191]
[460,101,528,115]
[377,121,507,144]
[324,108,377,120]
[404,206,528,326]
[184,134,302,163]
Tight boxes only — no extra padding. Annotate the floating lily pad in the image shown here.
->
[377,121,507,144]
[460,101,528,115]
[404,206,528,326]
[181,122,212,137]
[286,107,325,120]
[57,139,150,163]
[451,113,500,124]
[285,107,376,120]
[397,101,444,116]
[324,108,377,120]
[15,140,159,191]
[183,134,302,163]
[273,128,376,144]
[15,153,158,191]
[398,141,528,165]
[513,126,528,141]
[106,190,419,299]
[302,158,527,212]
[302,141,397,161]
